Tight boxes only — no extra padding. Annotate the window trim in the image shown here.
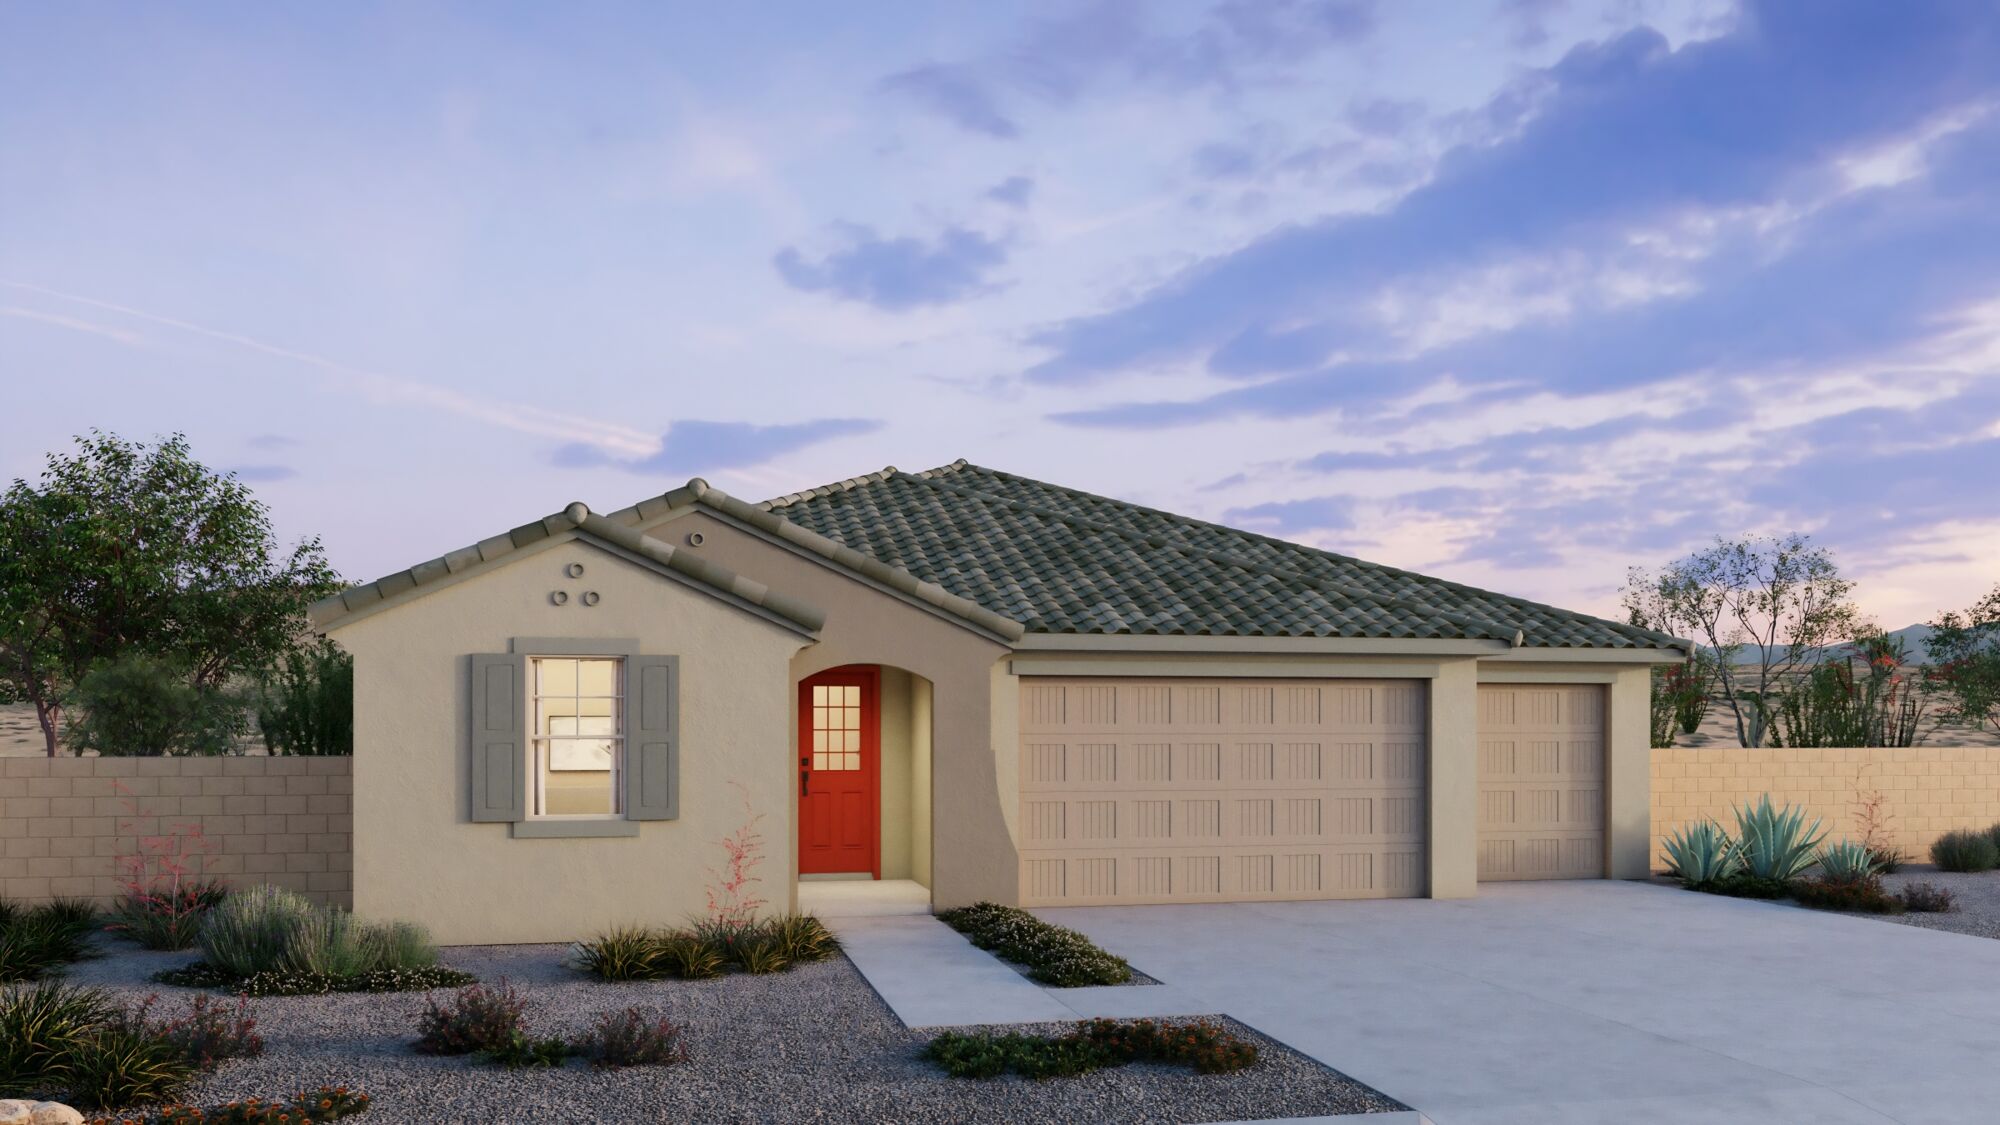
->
[505,638,643,834]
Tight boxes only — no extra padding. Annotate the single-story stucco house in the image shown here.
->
[310,460,1690,944]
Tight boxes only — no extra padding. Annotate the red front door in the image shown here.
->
[798,667,880,877]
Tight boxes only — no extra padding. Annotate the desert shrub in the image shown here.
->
[767,914,839,965]
[1865,846,1904,875]
[359,921,437,972]
[1789,875,1903,914]
[1896,882,1957,913]
[195,885,444,986]
[128,993,263,1071]
[102,1086,373,1124]
[1733,796,1827,882]
[199,885,315,977]
[111,880,231,952]
[1930,829,2000,873]
[152,962,472,997]
[412,981,527,1056]
[1660,820,1744,888]
[65,1021,201,1110]
[0,982,117,1097]
[255,639,353,756]
[574,1008,688,1069]
[736,935,789,975]
[1703,874,1793,899]
[926,1018,1257,1081]
[0,900,99,982]
[1814,840,1881,885]
[479,1030,570,1069]
[65,653,245,757]
[935,903,1131,987]
[655,931,726,981]
[569,927,663,982]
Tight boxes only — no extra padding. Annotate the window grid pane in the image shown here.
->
[809,682,863,772]
[530,656,624,816]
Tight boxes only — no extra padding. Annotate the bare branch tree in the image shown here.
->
[1623,534,1861,747]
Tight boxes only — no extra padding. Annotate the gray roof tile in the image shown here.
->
[759,460,1682,649]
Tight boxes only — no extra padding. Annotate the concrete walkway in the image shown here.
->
[1038,881,2000,1124]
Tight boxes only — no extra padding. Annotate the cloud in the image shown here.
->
[1500,0,1568,50]
[553,418,883,478]
[880,65,1019,139]
[882,0,1379,138]
[1025,2,2000,386]
[247,433,299,450]
[1192,141,1259,180]
[1221,495,1354,535]
[773,224,1008,309]
[0,281,660,458]
[1344,97,1426,138]
[986,176,1035,207]
[2,305,149,346]
[227,464,299,483]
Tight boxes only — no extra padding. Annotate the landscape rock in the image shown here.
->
[0,1100,33,1125]
[30,1106,85,1125]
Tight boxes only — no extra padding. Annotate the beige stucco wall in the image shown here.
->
[1651,745,2000,867]
[879,666,913,880]
[0,756,351,908]
[638,509,1013,908]
[910,675,934,888]
[333,536,807,945]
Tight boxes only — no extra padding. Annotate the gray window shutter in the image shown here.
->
[469,654,527,822]
[626,655,679,820]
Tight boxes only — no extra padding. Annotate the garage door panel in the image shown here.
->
[1022,844,1427,906]
[1020,677,1428,906]
[1477,685,1605,882]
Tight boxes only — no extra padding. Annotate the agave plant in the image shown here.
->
[1732,796,1826,881]
[1813,840,1881,885]
[1660,819,1744,887]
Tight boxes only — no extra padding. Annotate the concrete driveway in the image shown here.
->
[1037,881,2000,1124]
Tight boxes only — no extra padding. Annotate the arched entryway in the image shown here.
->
[796,664,934,893]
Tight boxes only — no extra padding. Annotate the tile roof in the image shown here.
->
[309,502,828,636]
[758,460,1685,649]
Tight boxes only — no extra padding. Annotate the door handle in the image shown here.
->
[800,758,810,797]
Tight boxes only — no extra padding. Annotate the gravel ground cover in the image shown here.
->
[1878,866,2000,939]
[60,938,1403,1124]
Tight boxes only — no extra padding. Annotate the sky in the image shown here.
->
[3,0,1998,631]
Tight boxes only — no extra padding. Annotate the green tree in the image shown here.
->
[1623,534,1861,748]
[1926,585,2000,735]
[0,432,341,755]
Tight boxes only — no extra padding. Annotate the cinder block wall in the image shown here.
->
[0,756,351,908]
[1651,746,2000,868]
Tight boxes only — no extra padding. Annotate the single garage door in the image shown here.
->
[1018,677,1427,906]
[1476,684,1605,880]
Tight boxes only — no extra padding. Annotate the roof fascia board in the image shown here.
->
[1479,647,1687,665]
[318,534,573,633]
[315,516,827,639]
[1009,657,1445,679]
[1013,634,1509,655]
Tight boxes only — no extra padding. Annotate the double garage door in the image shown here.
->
[1018,677,1606,906]
[1017,677,1428,906]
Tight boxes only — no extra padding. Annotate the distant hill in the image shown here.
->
[1702,624,1938,666]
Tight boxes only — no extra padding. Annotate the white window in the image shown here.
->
[530,656,623,817]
